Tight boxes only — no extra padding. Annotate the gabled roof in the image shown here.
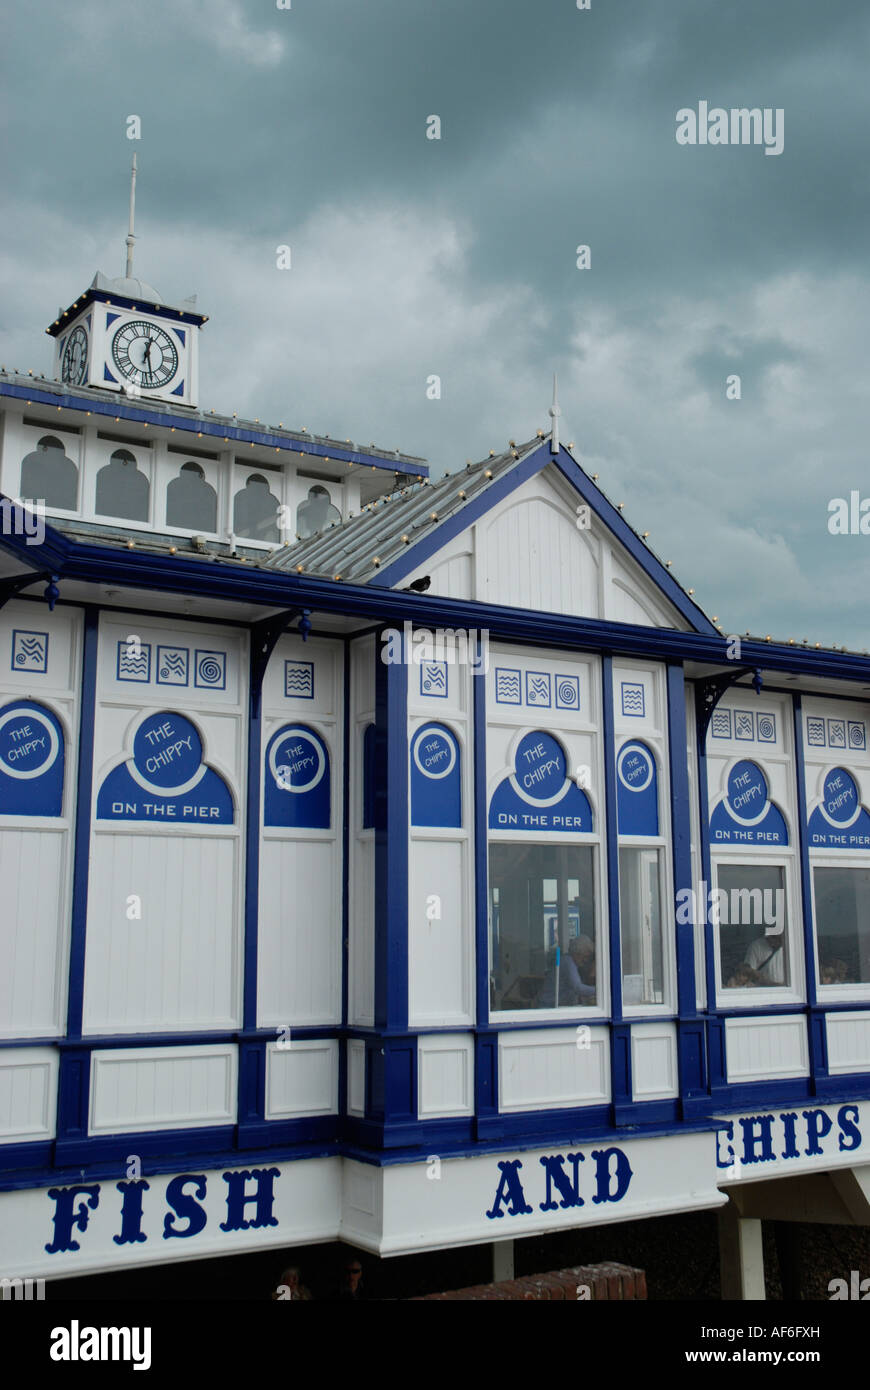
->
[267,435,543,585]
[266,433,718,634]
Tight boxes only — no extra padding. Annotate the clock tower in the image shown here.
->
[46,156,207,408]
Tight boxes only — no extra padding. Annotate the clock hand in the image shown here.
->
[143,338,153,365]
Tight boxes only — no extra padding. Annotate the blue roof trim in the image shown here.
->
[369,440,552,588]
[1,511,870,680]
[0,382,428,477]
[551,448,718,635]
[47,287,208,335]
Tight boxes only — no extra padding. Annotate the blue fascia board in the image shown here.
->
[0,382,427,478]
[551,449,719,635]
[47,287,208,333]
[2,511,870,681]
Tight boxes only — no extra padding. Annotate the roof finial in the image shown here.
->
[125,153,138,279]
[548,372,561,454]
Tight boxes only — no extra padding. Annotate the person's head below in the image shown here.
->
[569,934,594,966]
[342,1258,363,1293]
[280,1266,301,1293]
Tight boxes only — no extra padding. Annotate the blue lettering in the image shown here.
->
[802,1108,833,1156]
[113,1180,149,1246]
[739,1114,775,1165]
[780,1111,800,1159]
[485,1160,533,1219]
[716,1122,735,1169]
[220,1167,280,1232]
[45,1184,100,1254]
[591,1147,633,1204]
[538,1153,585,1211]
[837,1104,862,1152]
[163,1174,208,1239]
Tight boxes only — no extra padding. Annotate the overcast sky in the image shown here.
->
[2,0,869,647]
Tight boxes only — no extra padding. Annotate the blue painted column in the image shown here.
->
[56,605,98,1154]
[695,688,726,1096]
[601,657,631,1118]
[667,664,708,1108]
[369,626,416,1144]
[237,631,266,1144]
[792,694,828,1093]
[473,635,501,1138]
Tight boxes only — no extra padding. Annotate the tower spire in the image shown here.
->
[125,154,138,279]
[548,372,561,454]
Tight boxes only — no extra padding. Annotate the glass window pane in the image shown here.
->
[95,449,149,522]
[716,863,789,989]
[20,436,78,510]
[619,846,664,1005]
[813,866,870,984]
[297,485,340,539]
[233,473,279,541]
[166,461,217,532]
[489,843,597,1011]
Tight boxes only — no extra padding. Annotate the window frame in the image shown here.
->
[809,853,870,1002]
[487,828,609,1024]
[711,850,804,1008]
[617,835,673,1015]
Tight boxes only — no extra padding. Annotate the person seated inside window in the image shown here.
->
[728,934,784,987]
[820,956,852,984]
[539,934,596,1007]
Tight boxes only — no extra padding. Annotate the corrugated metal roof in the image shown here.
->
[265,436,545,584]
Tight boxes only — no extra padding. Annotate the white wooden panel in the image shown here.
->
[257,840,341,1026]
[483,495,596,617]
[352,635,375,718]
[347,1040,366,1116]
[825,1011,870,1075]
[631,1023,678,1100]
[0,1047,57,1142]
[261,634,340,718]
[265,1040,338,1119]
[428,552,473,601]
[0,829,67,1037]
[350,837,375,1026]
[499,1027,610,1111]
[96,616,244,710]
[725,1015,809,1082]
[418,1034,474,1117]
[89,1046,237,1134]
[409,839,471,1025]
[608,559,680,628]
[1,599,80,696]
[82,833,239,1033]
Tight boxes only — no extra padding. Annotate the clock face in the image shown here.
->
[111,319,179,389]
[61,325,88,385]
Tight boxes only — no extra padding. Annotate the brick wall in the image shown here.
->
[411,1261,647,1301]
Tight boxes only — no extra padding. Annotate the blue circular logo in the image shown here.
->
[822,767,860,826]
[0,706,59,779]
[726,760,768,822]
[270,727,326,794]
[132,712,202,790]
[513,731,568,803]
[412,727,457,780]
[618,743,653,792]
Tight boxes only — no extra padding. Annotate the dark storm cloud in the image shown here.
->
[2,0,869,645]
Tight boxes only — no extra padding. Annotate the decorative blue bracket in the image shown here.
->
[696,667,762,744]
[0,571,51,611]
[249,609,299,717]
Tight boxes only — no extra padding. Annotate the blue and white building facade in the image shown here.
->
[1,265,869,1289]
